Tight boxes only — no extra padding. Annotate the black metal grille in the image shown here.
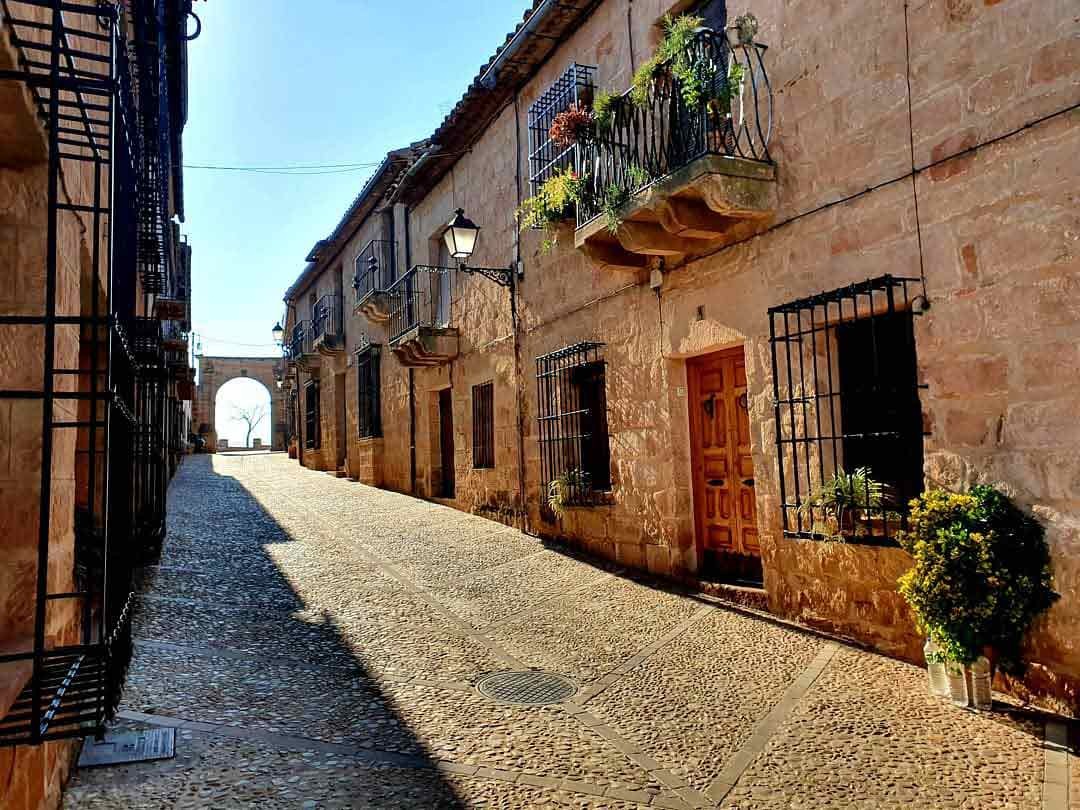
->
[0,0,189,747]
[527,62,595,195]
[769,275,927,545]
[287,320,312,361]
[311,293,342,346]
[353,239,396,303]
[356,346,381,439]
[472,381,494,469]
[577,28,772,225]
[386,265,453,344]
[535,342,611,507]
[304,379,320,450]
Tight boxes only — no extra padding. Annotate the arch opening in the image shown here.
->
[215,377,273,450]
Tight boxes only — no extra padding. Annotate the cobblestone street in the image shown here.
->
[64,454,1074,809]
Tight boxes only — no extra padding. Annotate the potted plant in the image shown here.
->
[516,167,585,252]
[897,486,1059,710]
[796,467,892,541]
[549,102,595,148]
[547,468,592,520]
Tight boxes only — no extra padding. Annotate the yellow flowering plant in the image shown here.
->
[897,486,1057,673]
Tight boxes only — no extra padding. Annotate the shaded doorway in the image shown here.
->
[687,347,762,585]
[334,372,347,469]
[438,388,456,498]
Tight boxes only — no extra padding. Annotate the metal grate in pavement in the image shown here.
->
[476,671,577,706]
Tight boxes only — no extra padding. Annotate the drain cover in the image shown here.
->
[77,727,175,768]
[477,671,577,705]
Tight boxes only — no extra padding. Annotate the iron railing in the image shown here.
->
[386,265,454,344]
[287,320,313,360]
[353,239,396,304]
[311,293,342,346]
[577,28,772,225]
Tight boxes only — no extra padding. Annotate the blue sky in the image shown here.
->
[184,0,529,360]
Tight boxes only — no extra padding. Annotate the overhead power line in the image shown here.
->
[184,161,383,176]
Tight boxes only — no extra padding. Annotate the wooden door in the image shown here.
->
[688,347,759,568]
[438,388,455,498]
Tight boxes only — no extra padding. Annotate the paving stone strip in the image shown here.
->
[704,642,840,803]
[1044,720,1070,810]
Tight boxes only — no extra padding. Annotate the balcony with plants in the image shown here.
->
[385,265,459,367]
[519,14,776,271]
[353,239,397,323]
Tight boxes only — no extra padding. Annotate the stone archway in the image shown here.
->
[192,356,285,451]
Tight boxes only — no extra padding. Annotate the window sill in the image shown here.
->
[783,531,901,549]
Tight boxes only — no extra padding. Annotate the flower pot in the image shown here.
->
[924,638,948,698]
[946,661,969,707]
[969,656,992,710]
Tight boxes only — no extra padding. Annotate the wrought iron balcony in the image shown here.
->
[311,293,344,352]
[354,239,397,322]
[386,266,459,367]
[286,320,317,367]
[575,28,776,271]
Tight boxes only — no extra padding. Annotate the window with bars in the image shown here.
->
[304,379,321,450]
[769,274,926,545]
[527,63,596,196]
[535,342,612,506]
[472,381,495,469]
[356,346,381,439]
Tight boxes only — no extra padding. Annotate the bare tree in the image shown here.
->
[231,402,267,448]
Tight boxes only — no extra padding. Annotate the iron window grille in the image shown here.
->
[356,345,381,439]
[472,381,495,469]
[0,0,187,747]
[768,274,927,546]
[527,62,596,197]
[304,379,321,449]
[311,293,342,346]
[535,342,612,507]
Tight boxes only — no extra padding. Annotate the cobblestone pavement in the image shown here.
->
[64,454,1073,809]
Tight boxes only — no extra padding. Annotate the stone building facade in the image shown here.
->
[0,2,195,808]
[282,0,1079,713]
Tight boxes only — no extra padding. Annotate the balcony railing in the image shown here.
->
[387,266,454,345]
[577,28,771,226]
[311,294,343,347]
[354,239,397,304]
[287,320,313,361]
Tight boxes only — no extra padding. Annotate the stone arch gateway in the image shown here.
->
[192,355,286,451]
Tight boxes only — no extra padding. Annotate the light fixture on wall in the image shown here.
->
[440,208,521,290]
[271,322,284,344]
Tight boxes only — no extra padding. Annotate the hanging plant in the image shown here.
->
[630,14,715,111]
[549,103,595,148]
[897,485,1059,674]
[599,164,651,234]
[731,13,759,45]
[592,90,617,136]
[516,168,585,251]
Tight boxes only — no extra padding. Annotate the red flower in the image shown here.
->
[549,104,595,148]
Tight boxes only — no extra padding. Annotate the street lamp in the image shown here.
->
[442,208,480,261]
[271,321,284,345]
[440,208,520,290]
